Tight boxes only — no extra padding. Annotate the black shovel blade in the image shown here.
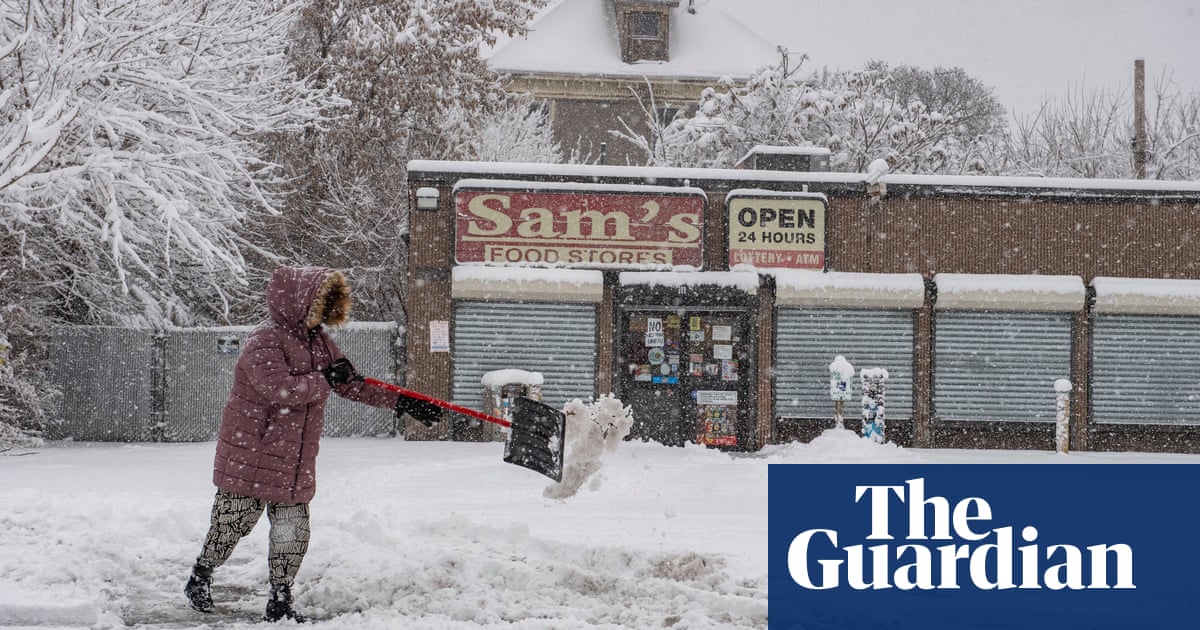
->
[503,397,566,482]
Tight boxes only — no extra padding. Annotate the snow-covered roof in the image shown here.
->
[769,270,926,309]
[454,178,707,197]
[934,273,1086,312]
[452,265,605,303]
[486,0,777,81]
[1092,276,1200,315]
[412,159,1200,199]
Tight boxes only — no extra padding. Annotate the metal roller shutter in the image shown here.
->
[775,309,914,420]
[1092,314,1200,425]
[453,301,597,409]
[934,311,1071,421]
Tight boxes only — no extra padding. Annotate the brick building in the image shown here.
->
[402,159,1200,453]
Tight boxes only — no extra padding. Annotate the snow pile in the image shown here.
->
[763,427,906,463]
[544,395,634,499]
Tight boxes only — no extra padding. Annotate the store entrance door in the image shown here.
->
[618,307,753,448]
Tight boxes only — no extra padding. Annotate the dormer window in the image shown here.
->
[615,0,677,63]
[631,12,661,40]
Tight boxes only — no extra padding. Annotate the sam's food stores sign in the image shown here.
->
[727,191,828,269]
[455,182,706,268]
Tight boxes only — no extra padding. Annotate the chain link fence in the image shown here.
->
[46,323,402,441]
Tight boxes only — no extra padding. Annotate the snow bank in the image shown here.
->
[6,434,1200,628]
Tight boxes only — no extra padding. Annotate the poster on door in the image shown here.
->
[695,390,738,447]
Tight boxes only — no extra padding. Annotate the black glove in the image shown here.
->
[321,357,361,387]
[395,394,443,428]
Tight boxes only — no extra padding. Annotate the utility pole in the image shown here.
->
[1133,59,1147,179]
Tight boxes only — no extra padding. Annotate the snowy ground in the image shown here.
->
[4,430,1200,629]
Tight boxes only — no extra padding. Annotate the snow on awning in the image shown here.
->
[769,270,925,309]
[1092,277,1200,315]
[934,274,1085,312]
[618,271,759,294]
[451,265,604,303]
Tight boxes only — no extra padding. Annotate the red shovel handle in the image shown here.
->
[363,376,512,428]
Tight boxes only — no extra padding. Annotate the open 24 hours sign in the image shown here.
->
[455,180,706,269]
[726,190,828,270]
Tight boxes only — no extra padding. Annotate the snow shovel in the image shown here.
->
[362,377,566,482]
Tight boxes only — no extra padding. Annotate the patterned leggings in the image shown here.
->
[196,489,310,587]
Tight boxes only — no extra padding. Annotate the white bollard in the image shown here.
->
[1054,379,1072,453]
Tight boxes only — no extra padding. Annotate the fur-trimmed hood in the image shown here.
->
[265,266,351,335]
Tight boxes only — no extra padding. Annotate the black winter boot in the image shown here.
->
[184,563,214,613]
[264,583,307,623]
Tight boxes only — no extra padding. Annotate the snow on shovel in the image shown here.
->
[362,377,566,482]
[543,395,633,500]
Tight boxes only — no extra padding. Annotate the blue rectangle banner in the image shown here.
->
[768,464,1200,629]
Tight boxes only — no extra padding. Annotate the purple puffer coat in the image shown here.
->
[212,267,399,503]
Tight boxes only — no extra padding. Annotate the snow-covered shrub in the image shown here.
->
[0,309,55,449]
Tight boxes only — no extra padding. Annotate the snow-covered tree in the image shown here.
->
[1002,75,1200,180]
[878,63,1007,141]
[615,53,1004,174]
[615,53,815,170]
[1144,82,1200,181]
[0,305,54,449]
[467,95,562,164]
[258,0,548,322]
[0,0,336,327]
[1003,86,1131,178]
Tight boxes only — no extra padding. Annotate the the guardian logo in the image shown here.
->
[769,465,1196,629]
[788,478,1135,591]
